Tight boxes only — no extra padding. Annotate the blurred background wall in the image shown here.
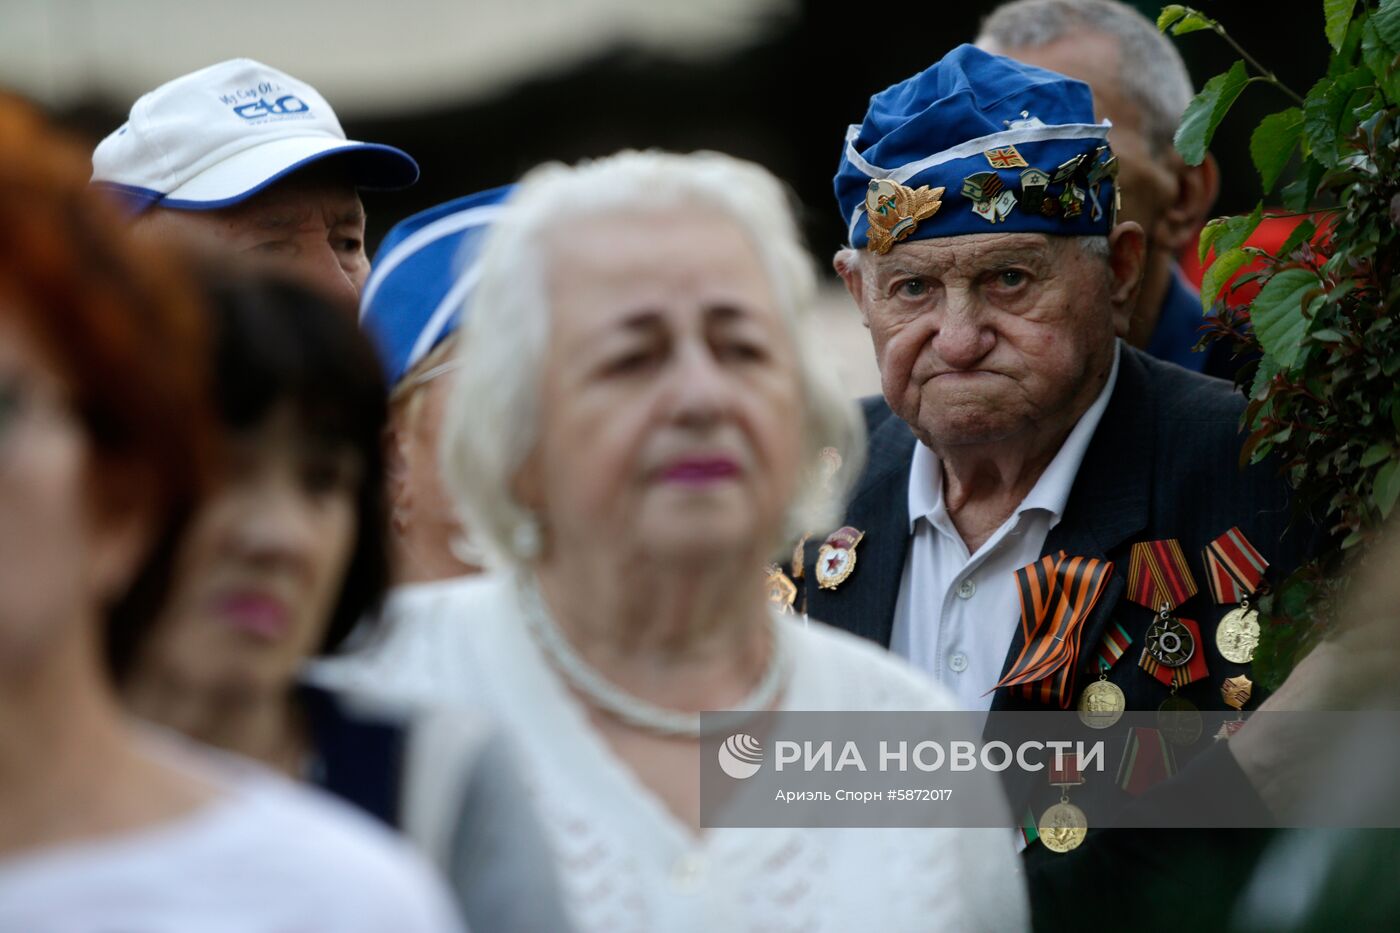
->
[1,0,1329,395]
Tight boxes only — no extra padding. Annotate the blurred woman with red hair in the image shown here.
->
[0,98,463,932]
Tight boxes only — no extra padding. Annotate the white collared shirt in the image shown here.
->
[889,341,1121,711]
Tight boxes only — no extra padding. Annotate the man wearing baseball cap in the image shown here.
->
[92,58,418,311]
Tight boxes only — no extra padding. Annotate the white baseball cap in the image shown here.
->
[91,58,418,212]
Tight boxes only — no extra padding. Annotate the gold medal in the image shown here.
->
[1157,694,1202,746]
[1077,677,1126,730]
[1038,801,1088,853]
[1216,605,1261,664]
[1221,674,1253,711]
[764,564,797,612]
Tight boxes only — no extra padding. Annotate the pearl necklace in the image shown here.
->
[519,581,789,738]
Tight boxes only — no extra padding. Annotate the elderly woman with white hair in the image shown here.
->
[315,150,1028,932]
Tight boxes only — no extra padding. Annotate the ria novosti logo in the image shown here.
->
[717,733,764,779]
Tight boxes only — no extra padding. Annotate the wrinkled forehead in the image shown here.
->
[545,209,774,308]
[224,169,366,228]
[865,231,1065,278]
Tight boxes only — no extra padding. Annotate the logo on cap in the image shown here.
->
[864,179,944,255]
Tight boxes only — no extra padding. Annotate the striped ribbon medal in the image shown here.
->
[1203,527,1269,664]
[1116,726,1177,796]
[1128,539,1204,684]
[992,552,1114,709]
[1077,622,1133,730]
[1129,539,1208,745]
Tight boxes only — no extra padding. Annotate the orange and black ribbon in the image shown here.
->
[1203,527,1268,604]
[1126,539,1198,611]
[991,552,1114,708]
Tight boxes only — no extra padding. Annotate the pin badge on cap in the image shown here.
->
[984,145,1028,169]
[864,179,944,254]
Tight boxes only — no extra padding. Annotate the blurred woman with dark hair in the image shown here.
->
[120,273,573,933]
[0,97,463,931]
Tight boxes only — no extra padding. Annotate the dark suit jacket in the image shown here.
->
[797,344,1315,932]
[801,344,1309,712]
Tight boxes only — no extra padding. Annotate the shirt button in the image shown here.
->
[949,652,969,673]
[671,852,705,892]
[956,578,977,599]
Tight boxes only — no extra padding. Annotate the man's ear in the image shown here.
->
[833,249,871,328]
[1107,221,1147,338]
[1155,151,1221,253]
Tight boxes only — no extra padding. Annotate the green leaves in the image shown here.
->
[1175,61,1250,165]
[1200,247,1251,312]
[1277,219,1318,258]
[1304,68,1374,165]
[1374,0,1400,50]
[1251,108,1305,191]
[1166,1,1400,687]
[1157,5,1218,35]
[1252,268,1322,370]
[1326,0,1357,51]
[1197,204,1264,267]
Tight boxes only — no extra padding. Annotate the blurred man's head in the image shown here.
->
[359,186,514,584]
[92,59,417,311]
[978,0,1218,347]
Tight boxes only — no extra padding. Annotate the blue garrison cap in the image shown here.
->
[835,44,1119,254]
[360,185,512,387]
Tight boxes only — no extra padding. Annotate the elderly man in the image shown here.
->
[977,0,1226,375]
[359,186,512,585]
[92,58,417,311]
[799,44,1314,931]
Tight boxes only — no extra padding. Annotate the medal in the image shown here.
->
[1216,601,1261,663]
[1203,527,1270,664]
[1128,540,1207,689]
[1039,754,1087,853]
[814,526,864,590]
[1077,679,1126,729]
[1214,675,1252,741]
[765,564,797,613]
[1038,801,1088,853]
[1145,612,1195,666]
[1116,726,1177,795]
[1157,693,1203,746]
[1078,622,1133,729]
[1139,615,1209,690]
[1221,674,1253,711]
